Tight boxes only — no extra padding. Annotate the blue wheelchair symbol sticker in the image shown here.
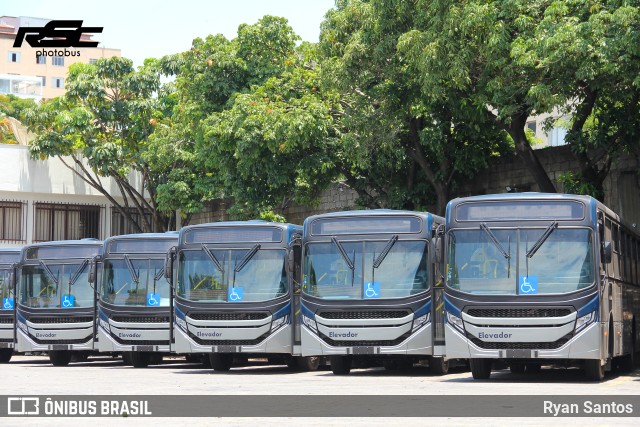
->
[519,276,538,295]
[364,282,380,299]
[61,295,75,308]
[147,292,160,307]
[228,287,243,302]
[2,297,14,310]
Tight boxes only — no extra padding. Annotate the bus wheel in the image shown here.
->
[131,352,151,368]
[470,358,492,380]
[430,357,449,375]
[584,359,605,381]
[509,363,525,374]
[0,348,12,363]
[209,353,232,371]
[330,356,352,375]
[49,350,72,367]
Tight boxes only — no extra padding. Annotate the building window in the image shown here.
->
[39,76,46,87]
[111,207,154,236]
[53,77,64,89]
[7,52,20,63]
[36,55,46,65]
[89,58,98,64]
[548,126,568,146]
[52,56,64,66]
[526,121,537,136]
[34,203,102,242]
[0,201,25,243]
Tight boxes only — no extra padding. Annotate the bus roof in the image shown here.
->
[20,239,103,261]
[303,209,442,237]
[178,221,302,246]
[445,192,624,227]
[103,232,179,256]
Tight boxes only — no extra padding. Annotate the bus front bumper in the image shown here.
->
[97,327,170,353]
[300,323,432,357]
[173,323,292,355]
[444,322,601,360]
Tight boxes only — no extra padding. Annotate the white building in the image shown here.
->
[0,141,145,247]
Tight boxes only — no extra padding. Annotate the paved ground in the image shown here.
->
[2,355,639,426]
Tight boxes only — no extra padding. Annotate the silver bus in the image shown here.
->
[444,193,640,380]
[0,248,21,363]
[301,210,448,375]
[173,221,319,371]
[97,233,177,367]
[16,240,102,366]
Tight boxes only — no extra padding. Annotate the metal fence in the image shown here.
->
[0,200,27,243]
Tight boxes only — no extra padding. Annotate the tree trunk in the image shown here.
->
[506,115,556,193]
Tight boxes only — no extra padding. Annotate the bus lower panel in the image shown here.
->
[444,322,601,360]
[0,324,14,348]
[16,328,94,352]
[301,323,431,357]
[97,327,170,353]
[173,323,292,355]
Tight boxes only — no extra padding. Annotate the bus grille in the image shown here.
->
[0,317,13,324]
[318,310,410,320]
[32,337,92,345]
[189,333,269,346]
[189,312,269,321]
[320,333,411,347]
[112,335,170,346]
[0,338,12,343]
[466,308,572,318]
[28,317,93,324]
[468,334,573,350]
[111,316,170,324]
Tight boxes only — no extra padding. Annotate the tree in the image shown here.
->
[318,0,509,214]
[23,56,190,232]
[398,0,640,199]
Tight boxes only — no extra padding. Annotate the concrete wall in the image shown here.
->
[189,146,640,227]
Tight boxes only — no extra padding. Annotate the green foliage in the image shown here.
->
[0,94,36,121]
[258,211,287,223]
[558,172,603,200]
[22,57,192,231]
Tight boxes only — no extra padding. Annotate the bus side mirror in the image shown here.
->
[164,248,175,279]
[287,250,295,273]
[434,237,443,264]
[601,241,612,264]
[88,260,97,284]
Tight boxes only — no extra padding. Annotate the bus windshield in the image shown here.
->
[1,267,13,301]
[177,248,287,302]
[101,258,170,306]
[303,239,428,300]
[20,261,94,308]
[447,227,594,295]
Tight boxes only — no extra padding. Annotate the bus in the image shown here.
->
[300,210,448,375]
[173,221,319,371]
[97,233,178,367]
[16,240,102,366]
[444,193,640,380]
[0,248,21,363]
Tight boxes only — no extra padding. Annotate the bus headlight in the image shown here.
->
[302,314,317,333]
[412,313,430,333]
[446,312,464,334]
[271,315,289,332]
[575,311,596,333]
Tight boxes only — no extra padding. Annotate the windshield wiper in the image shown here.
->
[124,255,140,284]
[331,237,354,270]
[68,259,88,286]
[372,235,399,268]
[234,244,261,273]
[331,236,355,286]
[480,223,510,259]
[202,245,224,273]
[526,221,558,258]
[39,260,59,285]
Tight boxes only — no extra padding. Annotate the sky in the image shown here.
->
[1,0,336,66]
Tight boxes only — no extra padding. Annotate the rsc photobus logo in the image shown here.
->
[12,20,103,59]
